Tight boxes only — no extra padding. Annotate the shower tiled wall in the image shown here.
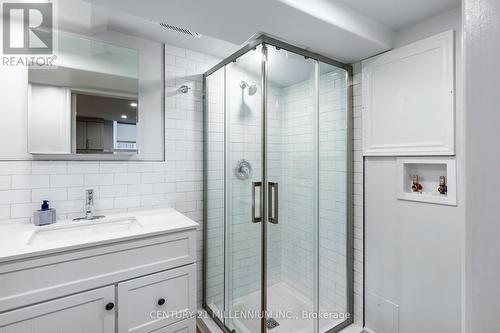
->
[205,67,225,313]
[278,77,317,307]
[277,69,349,319]
[352,62,364,326]
[226,62,264,301]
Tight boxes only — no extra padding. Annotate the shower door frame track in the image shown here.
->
[203,33,354,333]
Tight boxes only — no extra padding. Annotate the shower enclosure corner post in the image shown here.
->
[313,59,320,333]
[260,42,269,333]
[346,64,355,327]
[202,73,207,311]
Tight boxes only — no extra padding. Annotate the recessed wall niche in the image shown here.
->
[397,157,456,206]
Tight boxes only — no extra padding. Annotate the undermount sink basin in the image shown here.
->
[27,217,143,246]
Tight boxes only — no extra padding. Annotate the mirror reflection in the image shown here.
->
[74,93,138,154]
[28,31,139,155]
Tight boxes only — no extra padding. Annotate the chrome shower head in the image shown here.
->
[247,84,257,96]
[240,81,257,96]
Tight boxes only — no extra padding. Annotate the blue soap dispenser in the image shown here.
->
[33,200,56,226]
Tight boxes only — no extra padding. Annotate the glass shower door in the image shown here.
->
[225,45,263,333]
[265,46,318,333]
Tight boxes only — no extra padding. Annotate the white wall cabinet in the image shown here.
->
[362,30,455,156]
[28,84,72,154]
[0,230,197,333]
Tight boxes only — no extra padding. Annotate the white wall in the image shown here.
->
[463,0,500,331]
[363,7,464,333]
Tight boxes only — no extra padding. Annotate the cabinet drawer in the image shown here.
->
[149,317,196,333]
[118,264,196,333]
[0,286,115,333]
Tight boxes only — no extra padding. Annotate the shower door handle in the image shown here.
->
[268,182,278,224]
[252,182,262,223]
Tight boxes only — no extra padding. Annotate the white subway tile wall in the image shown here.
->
[225,60,264,302]
[205,66,225,314]
[0,44,220,308]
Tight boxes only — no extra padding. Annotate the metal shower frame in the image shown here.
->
[202,34,354,333]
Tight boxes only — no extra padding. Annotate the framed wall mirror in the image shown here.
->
[0,28,166,161]
[28,31,141,157]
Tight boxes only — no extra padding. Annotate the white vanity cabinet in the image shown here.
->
[0,210,198,333]
[0,286,116,333]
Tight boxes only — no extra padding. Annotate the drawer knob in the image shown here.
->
[157,298,166,306]
[105,302,115,311]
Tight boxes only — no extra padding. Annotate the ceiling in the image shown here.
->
[333,0,460,31]
[58,0,238,59]
[75,0,460,63]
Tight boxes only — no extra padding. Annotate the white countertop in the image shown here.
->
[0,208,198,264]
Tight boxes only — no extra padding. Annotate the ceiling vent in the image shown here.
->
[156,22,203,38]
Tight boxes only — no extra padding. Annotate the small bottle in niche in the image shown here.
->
[438,176,447,195]
[33,200,56,226]
[412,175,423,193]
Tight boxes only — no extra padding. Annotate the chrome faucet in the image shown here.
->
[73,189,105,221]
[85,189,94,219]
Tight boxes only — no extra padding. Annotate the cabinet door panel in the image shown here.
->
[362,30,455,156]
[28,84,72,154]
[118,264,196,333]
[0,286,115,333]
[86,121,104,150]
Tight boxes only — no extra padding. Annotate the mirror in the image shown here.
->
[28,31,140,155]
[73,93,138,154]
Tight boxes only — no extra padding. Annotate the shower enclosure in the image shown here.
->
[203,35,353,333]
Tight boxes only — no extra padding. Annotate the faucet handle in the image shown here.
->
[86,189,94,204]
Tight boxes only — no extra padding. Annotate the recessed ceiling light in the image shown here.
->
[130,102,138,108]
[121,115,127,119]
